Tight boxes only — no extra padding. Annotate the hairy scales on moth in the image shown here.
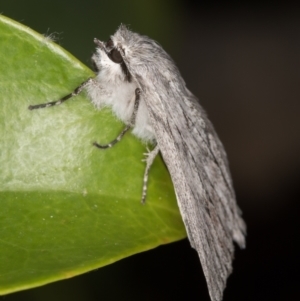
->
[29,25,246,301]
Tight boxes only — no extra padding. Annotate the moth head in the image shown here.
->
[109,25,178,81]
[92,35,131,82]
[92,24,178,85]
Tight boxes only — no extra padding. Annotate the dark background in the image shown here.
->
[1,1,300,300]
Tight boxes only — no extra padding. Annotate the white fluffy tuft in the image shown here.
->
[86,45,155,142]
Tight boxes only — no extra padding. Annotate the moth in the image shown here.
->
[29,25,246,301]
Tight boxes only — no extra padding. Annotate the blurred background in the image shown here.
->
[1,0,300,300]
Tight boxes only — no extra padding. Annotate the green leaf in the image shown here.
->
[0,15,186,294]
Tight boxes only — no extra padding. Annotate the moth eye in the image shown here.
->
[109,48,123,64]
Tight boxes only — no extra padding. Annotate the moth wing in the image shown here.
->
[144,85,246,301]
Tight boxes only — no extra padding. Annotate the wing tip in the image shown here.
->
[233,216,247,249]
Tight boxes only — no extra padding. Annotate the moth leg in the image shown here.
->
[93,88,141,149]
[141,144,160,204]
[28,78,94,110]
[93,125,131,149]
